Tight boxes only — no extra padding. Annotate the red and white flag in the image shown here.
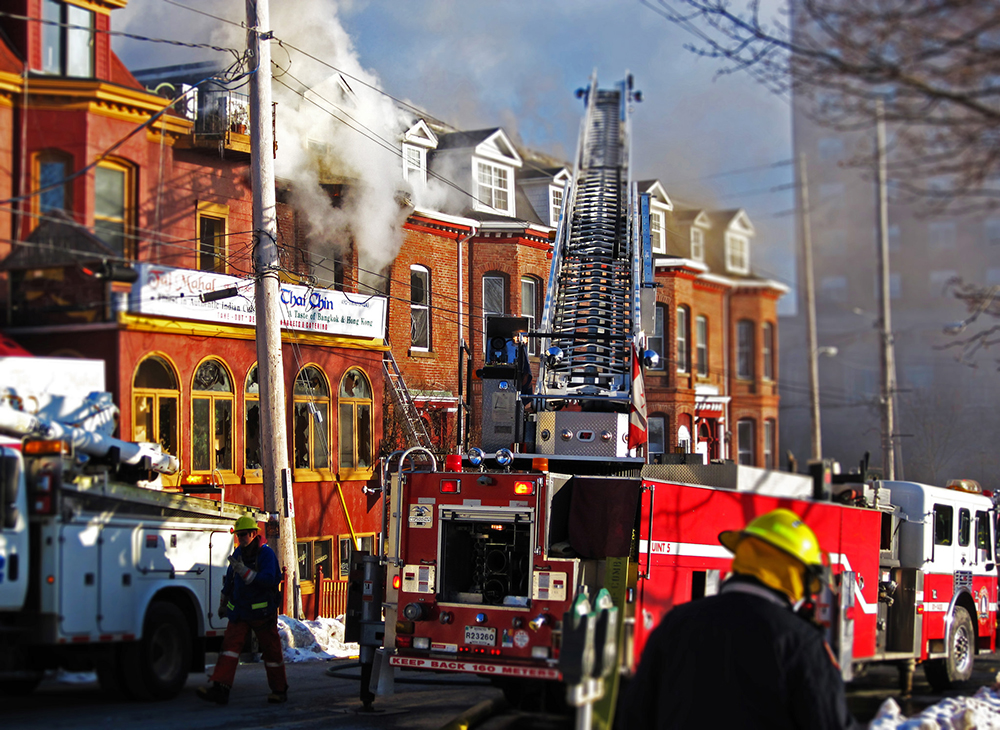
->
[628,342,647,450]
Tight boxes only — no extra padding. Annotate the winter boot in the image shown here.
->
[196,682,231,705]
[267,688,288,704]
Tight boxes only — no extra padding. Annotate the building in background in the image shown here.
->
[780,63,1000,486]
[0,0,791,616]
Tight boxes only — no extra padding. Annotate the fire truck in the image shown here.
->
[0,357,258,699]
[372,75,998,724]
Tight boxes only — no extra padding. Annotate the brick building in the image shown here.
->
[0,0,386,617]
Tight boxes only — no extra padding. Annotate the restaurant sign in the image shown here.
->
[129,264,386,339]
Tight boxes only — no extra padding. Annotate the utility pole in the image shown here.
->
[875,99,898,480]
[246,0,298,616]
[798,153,822,462]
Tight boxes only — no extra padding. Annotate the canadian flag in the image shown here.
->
[628,342,648,450]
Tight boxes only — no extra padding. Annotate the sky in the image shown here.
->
[111,0,797,309]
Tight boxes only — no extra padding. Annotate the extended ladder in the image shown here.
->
[539,75,638,402]
[382,349,433,450]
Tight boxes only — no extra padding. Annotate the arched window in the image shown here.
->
[647,304,666,370]
[294,365,331,470]
[133,355,179,462]
[94,159,135,258]
[245,365,260,471]
[339,368,373,474]
[191,359,234,473]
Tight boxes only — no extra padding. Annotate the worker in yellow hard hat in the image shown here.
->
[196,514,288,706]
[619,508,860,729]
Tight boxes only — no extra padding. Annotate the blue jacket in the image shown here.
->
[222,540,281,622]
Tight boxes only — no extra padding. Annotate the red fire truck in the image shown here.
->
[366,75,998,725]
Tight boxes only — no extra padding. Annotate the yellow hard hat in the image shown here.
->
[233,515,258,533]
[719,508,822,566]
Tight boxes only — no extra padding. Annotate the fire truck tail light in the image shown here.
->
[392,575,401,590]
[916,605,924,615]
[531,646,550,659]
[396,635,413,648]
[444,454,462,472]
[413,636,431,650]
[514,481,535,495]
[440,479,460,494]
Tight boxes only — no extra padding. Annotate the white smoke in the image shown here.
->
[203,1,421,291]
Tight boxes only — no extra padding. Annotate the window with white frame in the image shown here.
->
[695,315,708,377]
[650,209,666,254]
[648,416,666,459]
[764,419,775,470]
[690,227,704,261]
[403,144,426,185]
[676,306,690,373]
[726,233,749,274]
[929,270,957,298]
[521,277,538,356]
[483,275,506,350]
[737,419,755,466]
[477,162,511,214]
[648,305,665,369]
[42,0,94,78]
[550,186,564,227]
[929,221,956,250]
[410,265,431,350]
[820,276,848,303]
[737,320,754,379]
[818,137,844,161]
[986,218,1000,247]
[762,322,774,380]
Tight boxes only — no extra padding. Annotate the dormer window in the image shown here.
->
[691,227,705,262]
[42,1,94,78]
[726,233,749,274]
[550,186,564,227]
[650,209,666,254]
[403,144,426,185]
[476,161,512,214]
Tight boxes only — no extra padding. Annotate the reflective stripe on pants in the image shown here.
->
[210,615,287,693]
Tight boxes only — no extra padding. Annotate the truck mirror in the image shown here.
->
[591,588,619,678]
[1,452,19,529]
[558,593,594,685]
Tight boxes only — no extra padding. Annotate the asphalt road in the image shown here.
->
[6,654,1000,729]
[3,658,502,730]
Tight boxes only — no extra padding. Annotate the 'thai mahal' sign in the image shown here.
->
[129,264,386,340]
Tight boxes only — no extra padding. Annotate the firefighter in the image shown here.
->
[618,508,860,729]
[196,514,288,705]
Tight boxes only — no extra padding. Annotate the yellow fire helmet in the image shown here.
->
[233,514,259,534]
[719,508,822,567]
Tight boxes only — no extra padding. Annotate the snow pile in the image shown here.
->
[277,615,359,663]
[870,687,1000,729]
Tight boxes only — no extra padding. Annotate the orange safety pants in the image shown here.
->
[210,615,287,692]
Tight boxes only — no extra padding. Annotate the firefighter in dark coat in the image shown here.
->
[619,508,860,730]
[196,515,288,705]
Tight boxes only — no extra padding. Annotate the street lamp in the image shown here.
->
[810,345,838,461]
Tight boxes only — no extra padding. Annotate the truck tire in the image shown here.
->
[924,605,975,691]
[121,601,192,700]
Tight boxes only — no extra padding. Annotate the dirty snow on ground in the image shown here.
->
[277,615,359,663]
[870,686,1000,729]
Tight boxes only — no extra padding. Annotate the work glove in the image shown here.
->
[218,593,230,618]
[229,555,257,584]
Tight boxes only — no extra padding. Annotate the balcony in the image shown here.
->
[175,88,251,159]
